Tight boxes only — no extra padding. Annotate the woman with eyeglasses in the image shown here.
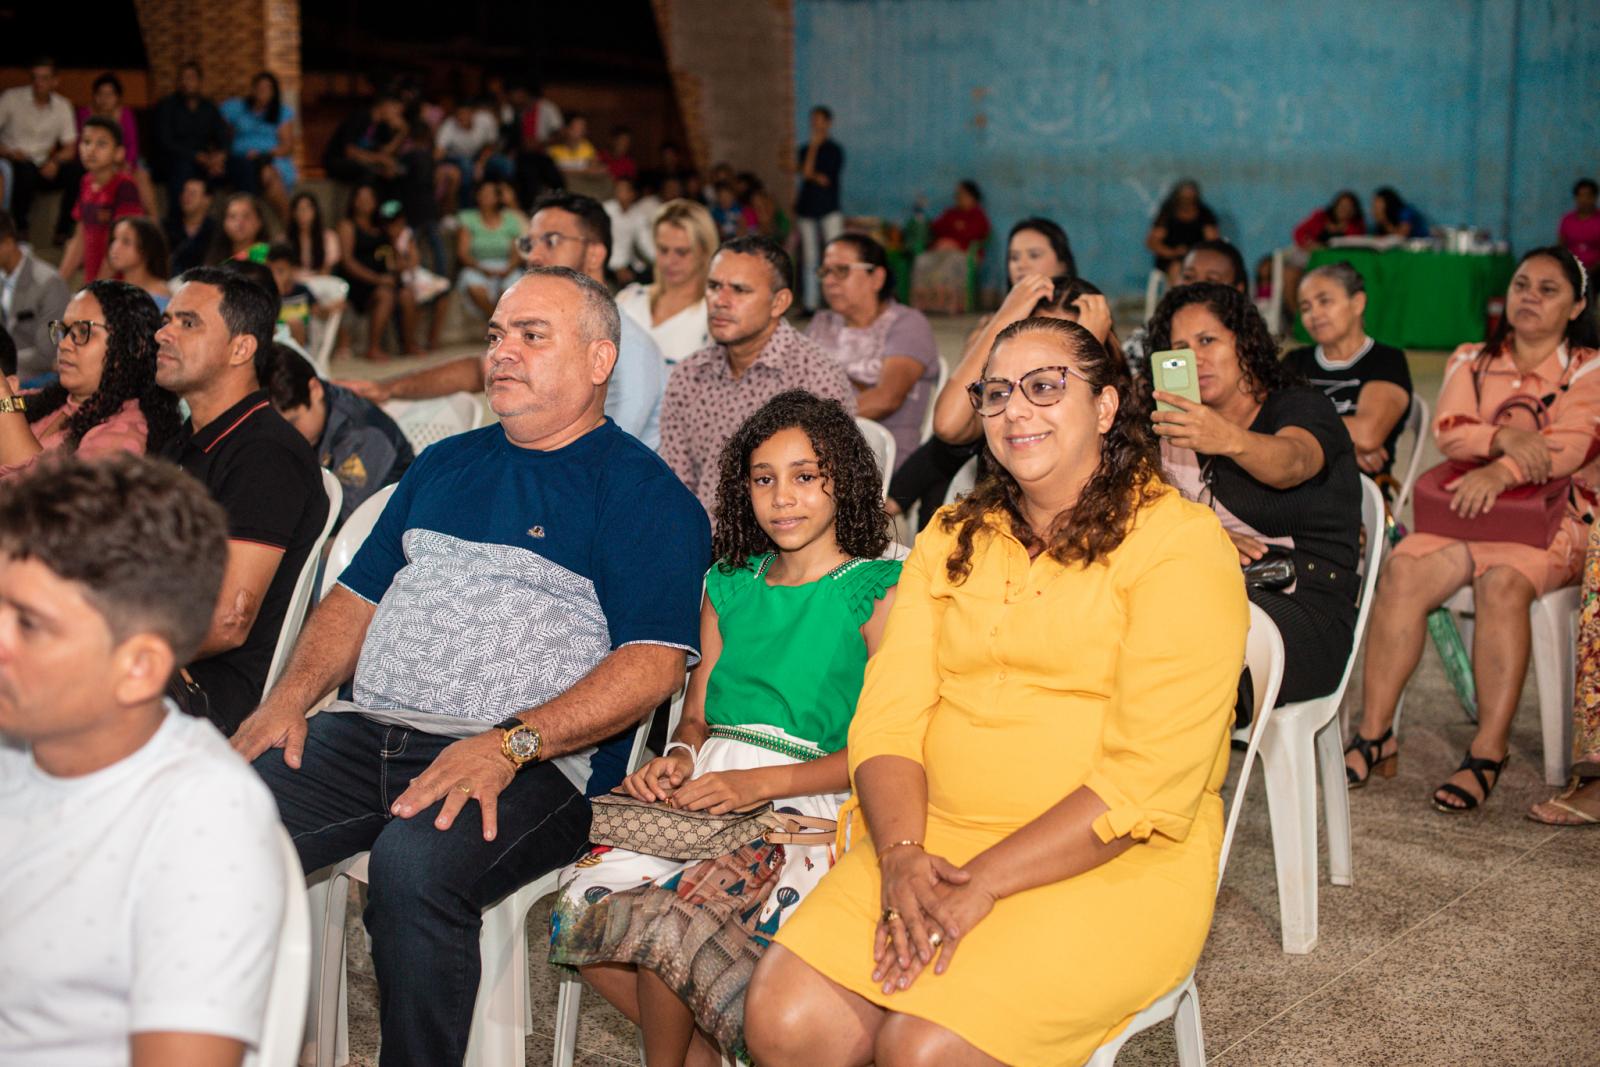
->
[1145,281,1362,711]
[0,280,178,479]
[806,234,938,470]
[615,198,716,366]
[744,316,1247,1067]
[456,180,526,318]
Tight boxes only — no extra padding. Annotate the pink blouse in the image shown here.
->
[0,395,150,480]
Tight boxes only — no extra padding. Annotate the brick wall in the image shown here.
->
[650,0,795,203]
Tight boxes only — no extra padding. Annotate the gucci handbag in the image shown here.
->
[1412,461,1569,548]
[589,793,837,860]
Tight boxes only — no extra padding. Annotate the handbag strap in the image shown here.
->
[757,811,838,847]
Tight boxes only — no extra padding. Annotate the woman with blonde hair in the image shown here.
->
[616,198,716,365]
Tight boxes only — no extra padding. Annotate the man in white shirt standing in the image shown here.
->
[0,57,78,242]
[0,454,287,1067]
[603,174,659,286]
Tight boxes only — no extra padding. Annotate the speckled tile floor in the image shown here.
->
[323,336,1600,1065]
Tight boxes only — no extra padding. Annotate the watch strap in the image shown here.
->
[0,395,27,414]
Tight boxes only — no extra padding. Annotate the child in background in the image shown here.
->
[57,118,143,283]
[259,341,413,526]
[266,242,315,346]
[550,390,901,1065]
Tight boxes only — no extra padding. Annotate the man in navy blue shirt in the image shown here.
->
[233,266,710,1065]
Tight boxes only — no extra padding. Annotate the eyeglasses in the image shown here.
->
[48,319,110,347]
[516,232,589,256]
[815,263,879,282]
[966,365,1090,418]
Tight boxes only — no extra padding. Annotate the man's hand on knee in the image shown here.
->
[391,732,517,841]
[231,702,310,767]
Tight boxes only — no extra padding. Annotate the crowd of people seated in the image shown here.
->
[5,62,1600,1067]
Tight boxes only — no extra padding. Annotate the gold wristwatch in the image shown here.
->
[0,396,26,414]
[495,717,541,768]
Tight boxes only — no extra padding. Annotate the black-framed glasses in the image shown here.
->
[815,263,878,282]
[516,232,588,257]
[966,365,1090,417]
[48,319,110,347]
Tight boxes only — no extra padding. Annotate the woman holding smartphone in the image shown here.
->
[1146,281,1362,709]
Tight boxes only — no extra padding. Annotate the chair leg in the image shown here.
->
[1173,982,1206,1067]
[313,872,352,1067]
[464,895,531,1067]
[1530,596,1578,787]
[552,975,583,1067]
[1260,716,1321,954]
[1316,717,1354,887]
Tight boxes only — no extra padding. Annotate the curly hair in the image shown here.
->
[939,318,1163,583]
[1142,281,1295,406]
[27,280,179,454]
[711,390,891,571]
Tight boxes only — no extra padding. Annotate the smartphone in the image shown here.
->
[1151,349,1201,412]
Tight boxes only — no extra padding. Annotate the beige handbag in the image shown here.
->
[589,793,837,860]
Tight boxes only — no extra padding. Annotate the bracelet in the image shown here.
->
[876,839,923,859]
[663,741,698,763]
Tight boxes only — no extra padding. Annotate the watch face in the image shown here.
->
[506,728,540,761]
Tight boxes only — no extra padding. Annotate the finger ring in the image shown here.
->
[457,784,472,795]
[882,907,900,924]
[928,931,943,948]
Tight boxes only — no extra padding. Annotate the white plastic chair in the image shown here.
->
[383,392,486,454]
[1394,583,1579,787]
[942,455,980,507]
[319,484,397,601]
[1081,603,1289,1066]
[302,275,349,379]
[1391,396,1432,525]
[1143,269,1169,322]
[1254,474,1384,954]
[262,469,342,699]
[919,358,950,442]
[854,416,896,499]
[310,713,659,1067]
[246,826,311,1067]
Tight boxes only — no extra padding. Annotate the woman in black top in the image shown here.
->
[1284,261,1412,481]
[1148,282,1362,704]
[336,184,399,361]
[1146,180,1220,283]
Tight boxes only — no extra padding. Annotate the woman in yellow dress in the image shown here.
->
[744,316,1248,1066]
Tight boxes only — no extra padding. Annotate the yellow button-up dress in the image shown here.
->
[775,484,1247,1066]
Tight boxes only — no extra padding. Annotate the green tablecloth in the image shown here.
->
[1293,248,1515,350]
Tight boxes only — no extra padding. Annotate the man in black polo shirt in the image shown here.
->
[156,265,328,736]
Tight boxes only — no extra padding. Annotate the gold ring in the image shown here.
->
[882,907,900,925]
[928,931,943,948]
[457,784,472,795]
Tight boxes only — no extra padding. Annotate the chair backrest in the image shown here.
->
[383,392,485,454]
[244,826,309,1067]
[855,416,896,499]
[1392,395,1432,522]
[1313,474,1386,716]
[303,275,349,380]
[263,470,343,699]
[1218,603,1285,891]
[1143,268,1169,322]
[919,358,950,441]
[320,482,397,599]
[942,455,980,507]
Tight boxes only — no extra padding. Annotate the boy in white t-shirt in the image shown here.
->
[0,454,287,1067]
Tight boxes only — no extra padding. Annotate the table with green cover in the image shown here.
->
[1293,248,1515,350]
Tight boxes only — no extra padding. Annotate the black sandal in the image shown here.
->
[1432,751,1508,813]
[1344,727,1397,788]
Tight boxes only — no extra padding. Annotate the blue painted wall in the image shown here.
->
[794,0,1600,295]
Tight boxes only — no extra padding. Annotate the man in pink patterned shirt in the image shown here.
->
[659,236,855,517]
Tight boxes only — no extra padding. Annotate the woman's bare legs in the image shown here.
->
[875,1013,1006,1067]
[745,945,880,1066]
[1434,565,1535,807]
[1348,544,1474,779]
[578,962,725,1067]
[364,284,396,361]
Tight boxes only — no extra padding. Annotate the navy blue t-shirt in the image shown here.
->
[335,418,710,794]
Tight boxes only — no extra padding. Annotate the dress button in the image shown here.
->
[998,671,1007,681]
[990,627,999,636]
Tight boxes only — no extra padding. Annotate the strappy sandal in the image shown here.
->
[1344,727,1397,788]
[1528,779,1600,826]
[1432,750,1508,814]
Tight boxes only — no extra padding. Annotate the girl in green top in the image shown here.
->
[551,390,901,1064]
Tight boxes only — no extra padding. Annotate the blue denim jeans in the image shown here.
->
[253,712,591,1067]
